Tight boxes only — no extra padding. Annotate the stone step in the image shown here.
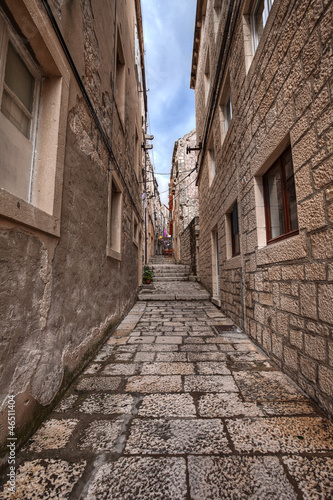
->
[138,292,210,301]
[153,276,189,282]
[153,269,189,275]
[151,265,190,271]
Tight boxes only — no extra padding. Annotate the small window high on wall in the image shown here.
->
[0,29,40,203]
[0,4,69,236]
[230,201,240,256]
[252,0,274,51]
[263,146,298,243]
[107,172,123,260]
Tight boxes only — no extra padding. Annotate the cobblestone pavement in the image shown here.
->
[1,296,333,498]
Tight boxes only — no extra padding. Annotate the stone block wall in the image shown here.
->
[180,217,200,275]
[0,0,146,462]
[192,0,333,416]
[170,130,199,261]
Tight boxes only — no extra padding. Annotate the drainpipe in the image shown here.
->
[144,147,148,265]
[110,0,117,145]
[240,267,245,331]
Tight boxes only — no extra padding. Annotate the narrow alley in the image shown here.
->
[1,259,333,498]
[1,0,333,498]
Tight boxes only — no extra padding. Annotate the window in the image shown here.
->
[134,125,140,178]
[107,172,123,260]
[133,212,139,247]
[242,0,274,73]
[230,201,240,256]
[263,146,298,243]
[0,4,69,236]
[116,31,125,123]
[212,228,219,297]
[213,0,222,39]
[204,49,210,104]
[0,37,40,203]
[219,72,232,145]
[251,0,274,52]
[208,139,215,186]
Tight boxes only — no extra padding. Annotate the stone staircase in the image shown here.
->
[138,256,210,301]
[152,262,190,282]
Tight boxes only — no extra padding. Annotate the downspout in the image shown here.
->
[110,0,117,146]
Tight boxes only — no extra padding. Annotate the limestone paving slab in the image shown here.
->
[54,394,78,413]
[198,393,263,418]
[196,361,231,375]
[125,418,230,454]
[180,344,218,352]
[234,371,306,401]
[102,363,139,376]
[24,419,78,452]
[155,352,187,362]
[76,376,122,392]
[79,393,135,414]
[134,351,156,362]
[226,416,333,453]
[261,401,318,416]
[138,394,196,417]
[140,361,195,375]
[282,456,333,499]
[188,456,296,500]
[128,336,156,344]
[184,375,238,392]
[125,375,182,393]
[85,457,187,500]
[155,335,183,344]
[187,352,227,361]
[78,418,124,452]
[1,459,86,499]
[139,343,179,352]
[113,352,134,361]
[82,362,103,375]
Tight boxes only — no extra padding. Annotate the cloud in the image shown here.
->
[141,0,196,204]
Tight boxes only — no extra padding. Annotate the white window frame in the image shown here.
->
[0,22,41,205]
[0,2,70,237]
[251,0,274,52]
[213,0,223,39]
[219,71,232,145]
[107,171,123,261]
[133,211,140,248]
[204,49,210,104]
[115,29,126,126]
[207,136,215,187]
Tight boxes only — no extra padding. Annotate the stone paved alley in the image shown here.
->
[1,270,333,499]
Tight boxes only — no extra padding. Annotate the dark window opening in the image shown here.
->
[263,146,298,244]
[231,201,240,256]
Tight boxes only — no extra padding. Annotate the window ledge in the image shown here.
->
[256,231,307,266]
[224,254,241,269]
[0,188,60,236]
[107,247,122,261]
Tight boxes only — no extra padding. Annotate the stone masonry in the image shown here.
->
[0,0,147,463]
[170,130,199,262]
[180,216,200,277]
[191,0,333,417]
[1,271,333,498]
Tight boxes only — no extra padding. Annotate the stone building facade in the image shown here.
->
[169,130,199,264]
[0,0,147,460]
[191,0,333,416]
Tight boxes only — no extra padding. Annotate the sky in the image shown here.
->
[141,0,197,205]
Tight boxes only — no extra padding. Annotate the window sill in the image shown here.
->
[224,253,241,269]
[256,231,307,266]
[0,188,60,236]
[107,247,122,261]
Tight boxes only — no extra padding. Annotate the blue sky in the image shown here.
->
[141,0,197,204]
